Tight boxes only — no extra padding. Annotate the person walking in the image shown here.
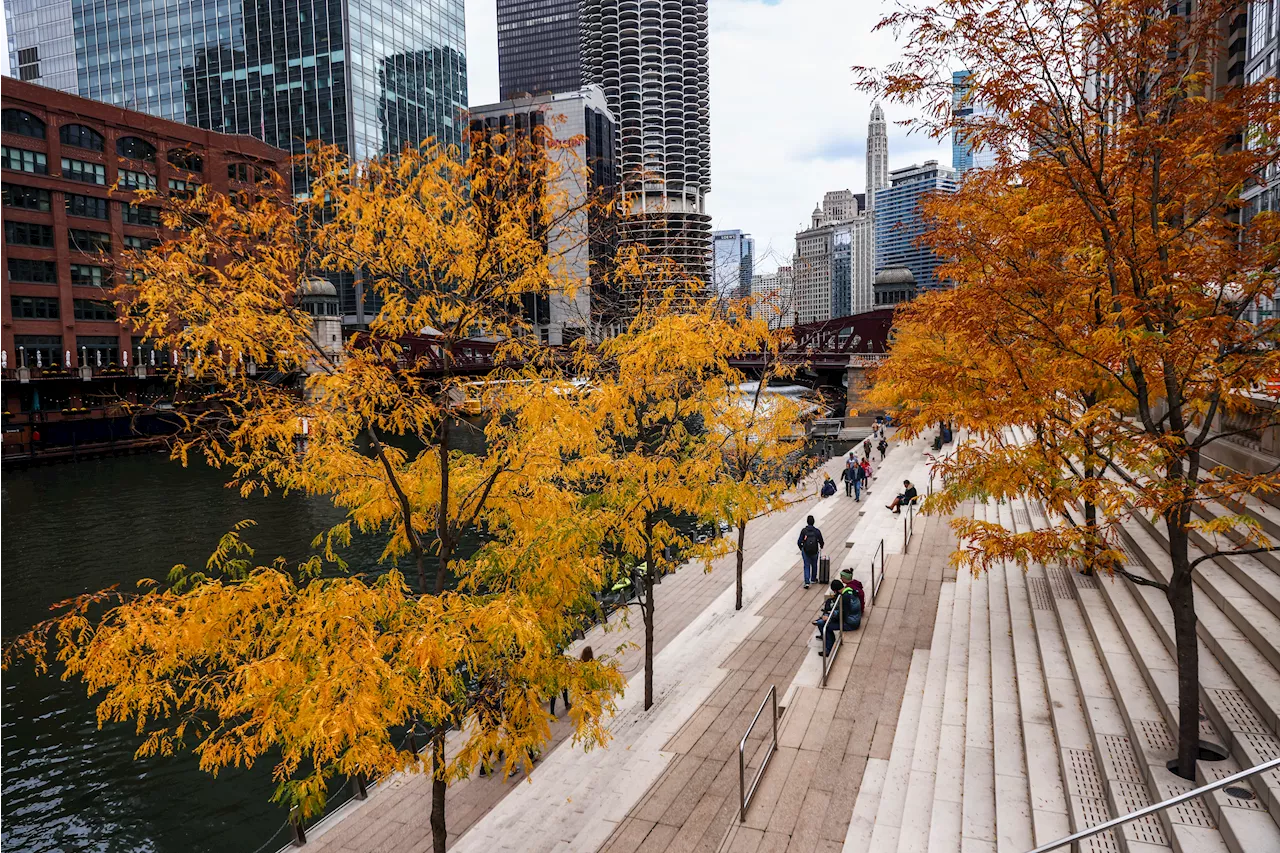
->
[550,646,593,717]
[797,515,824,590]
[877,437,888,461]
[841,457,856,497]
[863,437,872,460]
[850,456,866,501]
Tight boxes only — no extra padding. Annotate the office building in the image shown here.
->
[468,86,617,344]
[712,230,754,300]
[751,266,794,328]
[793,192,873,323]
[5,0,468,322]
[951,70,997,175]
[866,104,889,211]
[497,0,582,99]
[874,160,957,291]
[582,0,712,283]
[1,76,287,404]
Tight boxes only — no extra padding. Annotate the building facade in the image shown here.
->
[5,0,468,321]
[750,266,793,328]
[874,160,957,291]
[1,77,287,438]
[865,104,889,211]
[582,0,712,283]
[951,69,996,176]
[468,86,617,344]
[792,192,874,324]
[497,0,582,99]
[711,229,754,300]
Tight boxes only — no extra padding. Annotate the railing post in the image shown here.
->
[289,809,307,846]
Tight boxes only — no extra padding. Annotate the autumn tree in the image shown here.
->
[860,0,1280,777]
[7,129,626,853]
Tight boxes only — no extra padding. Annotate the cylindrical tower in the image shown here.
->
[582,0,711,284]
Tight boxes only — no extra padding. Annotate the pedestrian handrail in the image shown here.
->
[821,594,844,687]
[1023,756,1280,853]
[738,685,779,822]
[870,538,886,605]
[903,503,916,552]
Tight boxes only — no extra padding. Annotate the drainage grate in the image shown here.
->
[1117,539,1142,566]
[1014,506,1031,529]
[1065,748,1108,800]
[1074,571,1101,590]
[1135,719,1175,754]
[1159,777,1218,828]
[1111,781,1170,845]
[1076,797,1122,853]
[1100,734,1145,783]
[1027,577,1054,610]
[1203,767,1268,811]
[1031,502,1047,520]
[1207,688,1272,735]
[1049,567,1076,601]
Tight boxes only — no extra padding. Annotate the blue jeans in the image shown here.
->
[823,614,860,653]
[853,480,862,501]
[802,552,819,584]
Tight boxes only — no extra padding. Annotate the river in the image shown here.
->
[0,436,485,853]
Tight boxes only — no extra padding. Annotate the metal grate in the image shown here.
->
[1076,797,1122,853]
[1157,776,1218,828]
[1031,501,1047,520]
[1074,571,1101,589]
[1028,577,1054,610]
[1111,781,1171,844]
[1207,688,1272,735]
[1117,539,1142,566]
[1202,766,1267,811]
[1014,506,1031,528]
[1066,748,1109,800]
[1135,719,1175,754]
[1049,567,1076,601]
[1100,734,1145,783]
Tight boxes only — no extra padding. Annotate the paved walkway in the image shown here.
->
[292,446,895,853]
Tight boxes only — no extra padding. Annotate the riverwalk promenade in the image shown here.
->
[290,431,944,853]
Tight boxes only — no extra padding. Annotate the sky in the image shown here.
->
[465,0,951,275]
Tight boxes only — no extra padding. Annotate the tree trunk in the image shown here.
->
[434,418,451,595]
[430,730,448,853]
[1165,520,1201,780]
[735,520,747,611]
[643,512,656,711]
[1082,494,1097,577]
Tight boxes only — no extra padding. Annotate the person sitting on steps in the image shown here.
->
[817,579,861,655]
[887,480,918,514]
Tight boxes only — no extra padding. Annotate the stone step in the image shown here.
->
[867,635,939,853]
[1191,498,1280,578]
[959,509,997,853]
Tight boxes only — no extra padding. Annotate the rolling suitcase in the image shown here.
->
[818,553,831,584]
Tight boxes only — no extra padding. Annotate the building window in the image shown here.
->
[66,193,110,220]
[61,157,105,184]
[167,148,204,172]
[68,228,111,253]
[1,109,46,139]
[4,147,48,174]
[70,264,107,287]
[4,221,55,247]
[16,47,39,81]
[8,258,58,284]
[2,183,50,210]
[116,136,157,162]
[123,204,162,226]
[11,295,61,320]
[14,335,62,368]
[60,124,105,152]
[227,162,262,183]
[77,335,119,366]
[168,178,199,198]
[74,299,116,322]
[123,235,159,251]
[119,169,157,191]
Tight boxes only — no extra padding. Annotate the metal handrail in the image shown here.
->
[1024,756,1280,853]
[821,594,844,686]
[870,538,886,605]
[903,503,916,552]
[738,685,779,822]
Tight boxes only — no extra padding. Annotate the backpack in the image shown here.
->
[847,579,865,612]
[800,526,821,556]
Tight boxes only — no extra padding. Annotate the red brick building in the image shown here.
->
[1,77,287,457]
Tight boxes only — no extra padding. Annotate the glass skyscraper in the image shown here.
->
[6,0,467,318]
[873,160,957,291]
[497,0,581,99]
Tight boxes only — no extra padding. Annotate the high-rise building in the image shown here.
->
[793,192,873,323]
[951,70,996,176]
[865,104,889,211]
[497,0,582,99]
[751,266,794,328]
[468,86,618,344]
[5,0,468,322]
[874,160,958,291]
[712,230,754,300]
[582,0,712,283]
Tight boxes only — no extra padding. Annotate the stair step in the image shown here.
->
[961,541,997,852]
[925,540,971,853]
[1191,499,1280,578]
[989,554,1036,852]
[845,756,891,853]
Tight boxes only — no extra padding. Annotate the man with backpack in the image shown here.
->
[797,515,824,590]
[877,437,888,460]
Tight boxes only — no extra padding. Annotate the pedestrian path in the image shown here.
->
[289,438,918,853]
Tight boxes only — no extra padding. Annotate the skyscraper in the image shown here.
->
[951,69,996,175]
[865,104,889,211]
[793,192,872,323]
[5,0,468,320]
[712,230,754,300]
[497,0,583,99]
[874,160,958,291]
[582,0,712,282]
[751,266,794,328]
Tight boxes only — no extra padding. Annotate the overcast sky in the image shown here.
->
[466,0,951,275]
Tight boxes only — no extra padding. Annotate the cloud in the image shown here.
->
[464,0,951,275]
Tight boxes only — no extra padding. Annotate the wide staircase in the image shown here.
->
[845,447,1280,852]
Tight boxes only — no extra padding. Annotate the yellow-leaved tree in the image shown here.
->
[6,127,626,853]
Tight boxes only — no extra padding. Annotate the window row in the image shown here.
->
[9,296,116,322]
[5,150,204,193]
[13,335,132,369]
[7,259,110,287]
[5,182,166,224]
[3,111,173,165]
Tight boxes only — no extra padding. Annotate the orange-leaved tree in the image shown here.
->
[860,0,1280,778]
[6,127,626,853]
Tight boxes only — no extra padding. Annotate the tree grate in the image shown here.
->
[1027,577,1054,611]
[1206,688,1272,735]
[1111,781,1171,844]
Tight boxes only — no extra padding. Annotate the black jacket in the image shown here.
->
[797,524,825,554]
